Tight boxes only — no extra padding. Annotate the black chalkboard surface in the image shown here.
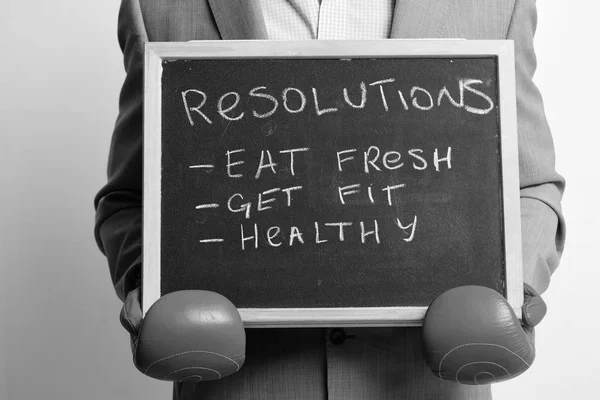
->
[143,41,523,326]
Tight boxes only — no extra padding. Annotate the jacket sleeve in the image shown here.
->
[508,0,566,294]
[94,0,148,302]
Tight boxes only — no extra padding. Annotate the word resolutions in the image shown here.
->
[181,78,493,126]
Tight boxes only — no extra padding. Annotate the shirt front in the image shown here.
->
[260,0,396,40]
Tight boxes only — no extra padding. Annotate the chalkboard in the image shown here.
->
[143,40,523,327]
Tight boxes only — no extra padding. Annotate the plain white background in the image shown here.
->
[1,1,598,399]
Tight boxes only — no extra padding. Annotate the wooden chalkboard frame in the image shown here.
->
[143,40,522,327]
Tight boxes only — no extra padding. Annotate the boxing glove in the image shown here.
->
[120,288,246,382]
[422,284,546,385]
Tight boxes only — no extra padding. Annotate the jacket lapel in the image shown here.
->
[390,0,451,38]
[207,0,269,40]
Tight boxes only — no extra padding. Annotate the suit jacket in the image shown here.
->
[94,1,566,399]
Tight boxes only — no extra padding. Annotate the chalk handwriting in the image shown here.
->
[181,78,494,126]
[236,218,418,250]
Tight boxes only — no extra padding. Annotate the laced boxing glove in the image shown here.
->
[422,284,546,385]
[120,288,246,382]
